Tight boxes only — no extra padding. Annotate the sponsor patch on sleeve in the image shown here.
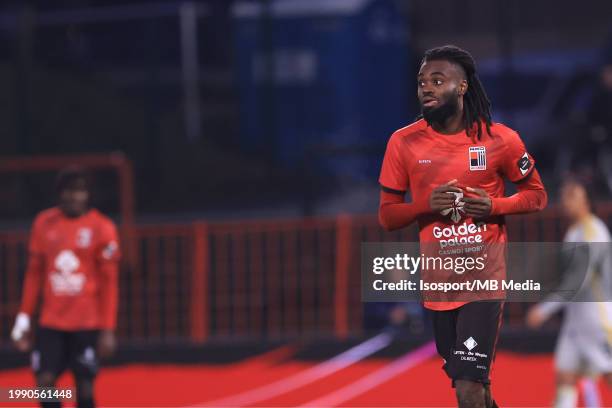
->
[102,241,118,260]
[517,152,531,176]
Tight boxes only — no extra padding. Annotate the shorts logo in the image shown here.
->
[31,350,40,371]
[517,152,531,176]
[464,336,478,351]
[78,346,99,375]
[79,347,97,365]
[469,146,486,171]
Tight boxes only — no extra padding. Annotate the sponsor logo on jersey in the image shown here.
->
[517,152,531,176]
[433,221,488,248]
[469,146,486,171]
[49,250,85,295]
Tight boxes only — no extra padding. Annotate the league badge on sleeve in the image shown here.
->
[102,241,119,260]
[468,146,486,171]
[517,152,531,176]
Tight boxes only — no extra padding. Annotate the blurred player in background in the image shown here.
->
[587,62,612,194]
[527,179,612,408]
[11,167,120,408]
[379,45,547,407]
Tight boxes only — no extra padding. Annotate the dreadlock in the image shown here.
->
[421,45,493,140]
[55,165,90,194]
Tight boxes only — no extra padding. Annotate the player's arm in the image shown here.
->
[12,219,45,351]
[463,130,547,218]
[490,169,547,216]
[379,180,461,231]
[99,261,119,329]
[379,188,425,231]
[97,221,121,358]
[378,133,460,231]
[527,242,590,328]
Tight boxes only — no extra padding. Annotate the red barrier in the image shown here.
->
[334,215,352,339]
[191,222,208,342]
[2,206,612,345]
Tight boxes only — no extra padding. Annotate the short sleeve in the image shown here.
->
[379,133,409,193]
[97,220,121,263]
[500,129,535,183]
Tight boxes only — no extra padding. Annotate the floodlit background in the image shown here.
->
[1,0,612,406]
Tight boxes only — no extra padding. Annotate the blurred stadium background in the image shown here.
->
[1,0,612,406]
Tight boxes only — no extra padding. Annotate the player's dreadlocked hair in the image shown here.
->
[55,165,90,194]
[422,45,492,140]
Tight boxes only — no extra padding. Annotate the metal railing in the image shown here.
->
[2,205,612,346]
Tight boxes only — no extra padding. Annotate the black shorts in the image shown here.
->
[432,301,503,386]
[32,327,100,380]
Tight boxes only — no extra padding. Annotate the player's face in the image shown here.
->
[59,182,89,217]
[417,60,466,125]
[560,183,586,219]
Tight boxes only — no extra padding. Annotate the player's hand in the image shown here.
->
[98,330,117,359]
[11,313,32,352]
[13,334,32,352]
[526,307,546,329]
[429,179,463,212]
[462,187,492,218]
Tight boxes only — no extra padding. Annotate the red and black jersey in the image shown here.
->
[379,119,544,310]
[19,207,120,330]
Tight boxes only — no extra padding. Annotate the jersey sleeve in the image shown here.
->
[97,218,120,330]
[28,215,45,256]
[97,220,121,263]
[500,128,536,183]
[19,214,46,316]
[379,132,409,193]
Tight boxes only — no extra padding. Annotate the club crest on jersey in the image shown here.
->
[76,228,92,248]
[468,146,486,171]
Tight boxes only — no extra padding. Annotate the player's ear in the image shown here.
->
[458,79,468,96]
